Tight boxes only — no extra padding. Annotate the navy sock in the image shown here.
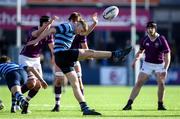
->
[158,101,163,106]
[54,86,61,106]
[80,102,89,111]
[28,89,38,99]
[127,99,133,105]
[14,92,26,104]
[16,100,20,106]
[55,86,62,94]
[11,93,17,107]
[21,84,29,94]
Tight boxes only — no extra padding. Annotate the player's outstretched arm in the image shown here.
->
[81,12,98,36]
[26,28,56,46]
[25,66,48,89]
[32,16,59,38]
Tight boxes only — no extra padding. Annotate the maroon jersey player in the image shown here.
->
[123,21,171,110]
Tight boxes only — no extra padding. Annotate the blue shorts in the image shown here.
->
[54,49,79,74]
[5,69,27,90]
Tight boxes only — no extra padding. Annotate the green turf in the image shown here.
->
[0,85,179,119]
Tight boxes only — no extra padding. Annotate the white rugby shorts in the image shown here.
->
[19,55,43,78]
[140,61,165,75]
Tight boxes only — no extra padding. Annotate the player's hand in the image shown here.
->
[52,16,59,21]
[48,16,59,25]
[41,80,48,89]
[92,12,98,24]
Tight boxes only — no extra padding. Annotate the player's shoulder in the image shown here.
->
[9,62,19,66]
[28,26,38,35]
[31,26,38,31]
[56,22,73,31]
[0,62,17,66]
[158,35,166,40]
[59,22,71,27]
[158,35,168,43]
[141,35,149,41]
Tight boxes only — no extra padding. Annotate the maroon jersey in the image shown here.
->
[20,26,53,58]
[70,35,87,49]
[140,35,170,64]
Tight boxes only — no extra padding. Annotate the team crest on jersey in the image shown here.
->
[145,43,150,46]
[155,42,159,48]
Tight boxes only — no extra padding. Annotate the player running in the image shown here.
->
[122,21,171,110]
[0,56,47,114]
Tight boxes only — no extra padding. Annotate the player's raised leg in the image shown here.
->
[77,47,132,62]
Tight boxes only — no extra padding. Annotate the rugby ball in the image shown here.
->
[103,6,119,21]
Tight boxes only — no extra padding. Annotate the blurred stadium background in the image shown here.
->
[0,0,180,86]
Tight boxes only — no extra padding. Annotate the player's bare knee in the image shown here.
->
[34,80,41,90]
[136,81,143,88]
[158,80,165,86]
[26,79,36,89]
[55,77,64,87]
[69,79,78,89]
[71,82,79,90]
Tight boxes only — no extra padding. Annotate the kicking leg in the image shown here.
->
[78,47,132,62]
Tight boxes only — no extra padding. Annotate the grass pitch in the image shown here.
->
[0,85,179,119]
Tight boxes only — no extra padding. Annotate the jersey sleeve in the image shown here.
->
[47,34,54,44]
[139,37,146,51]
[25,27,38,43]
[160,35,171,53]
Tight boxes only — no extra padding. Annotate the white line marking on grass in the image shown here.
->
[30,104,78,108]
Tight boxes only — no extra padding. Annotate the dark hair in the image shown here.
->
[68,12,82,22]
[40,15,50,26]
[0,56,11,64]
[146,21,157,29]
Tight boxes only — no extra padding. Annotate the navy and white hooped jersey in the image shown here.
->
[54,22,76,53]
[0,62,23,78]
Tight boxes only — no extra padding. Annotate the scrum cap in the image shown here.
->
[146,21,157,28]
